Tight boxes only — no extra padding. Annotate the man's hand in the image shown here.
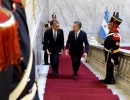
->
[65,49,69,56]
[83,53,87,58]
[46,49,51,55]
[59,49,63,55]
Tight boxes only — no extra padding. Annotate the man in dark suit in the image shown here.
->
[44,20,64,77]
[65,21,89,80]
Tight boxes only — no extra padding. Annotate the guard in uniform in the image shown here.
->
[0,6,21,100]
[50,13,57,26]
[43,22,51,65]
[100,12,123,84]
[1,0,39,99]
[45,21,51,30]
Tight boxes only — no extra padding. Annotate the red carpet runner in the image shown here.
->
[44,53,119,100]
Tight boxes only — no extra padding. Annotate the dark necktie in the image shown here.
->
[75,33,78,40]
[54,31,57,41]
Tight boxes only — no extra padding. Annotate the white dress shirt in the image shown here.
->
[52,28,57,38]
[75,30,80,39]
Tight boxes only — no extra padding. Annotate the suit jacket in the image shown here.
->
[66,30,89,56]
[44,28,64,52]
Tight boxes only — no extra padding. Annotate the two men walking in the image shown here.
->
[44,20,89,79]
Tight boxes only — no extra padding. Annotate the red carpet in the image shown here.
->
[44,53,119,100]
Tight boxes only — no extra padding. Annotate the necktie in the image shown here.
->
[54,31,57,41]
[75,33,78,40]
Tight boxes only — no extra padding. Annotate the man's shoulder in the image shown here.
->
[45,28,52,33]
[58,28,63,32]
[80,30,87,36]
[69,30,74,34]
[80,30,86,34]
[68,31,74,36]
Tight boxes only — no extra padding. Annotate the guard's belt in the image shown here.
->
[104,48,120,54]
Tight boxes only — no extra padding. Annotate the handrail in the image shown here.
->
[9,37,33,100]
[90,44,130,56]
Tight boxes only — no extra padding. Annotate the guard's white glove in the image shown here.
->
[111,59,114,64]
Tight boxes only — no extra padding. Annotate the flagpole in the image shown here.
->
[105,0,108,16]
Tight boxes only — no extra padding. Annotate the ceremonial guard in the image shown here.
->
[100,12,123,84]
[1,0,39,99]
[50,13,57,26]
[43,21,51,65]
[44,21,51,30]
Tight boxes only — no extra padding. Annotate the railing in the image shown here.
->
[88,45,130,95]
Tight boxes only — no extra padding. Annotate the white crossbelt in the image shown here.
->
[104,48,112,53]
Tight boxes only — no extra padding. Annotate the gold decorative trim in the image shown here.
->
[106,33,114,37]
[113,49,120,53]
[22,0,26,7]
[112,16,122,22]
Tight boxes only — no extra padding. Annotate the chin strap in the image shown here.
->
[112,19,120,41]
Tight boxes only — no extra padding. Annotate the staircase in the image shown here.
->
[43,53,119,100]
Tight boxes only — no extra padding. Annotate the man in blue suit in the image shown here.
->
[44,20,64,77]
[66,21,89,80]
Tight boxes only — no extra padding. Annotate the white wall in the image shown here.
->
[24,0,130,64]
[25,0,49,64]
[49,0,130,43]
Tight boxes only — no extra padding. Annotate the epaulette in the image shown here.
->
[0,8,21,71]
[112,33,120,41]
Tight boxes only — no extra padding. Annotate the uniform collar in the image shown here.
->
[106,32,114,37]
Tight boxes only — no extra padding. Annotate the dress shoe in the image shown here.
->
[105,80,115,84]
[100,79,115,84]
[52,72,55,76]
[99,79,107,84]
[73,75,77,80]
[55,73,59,77]
[44,63,50,65]
[99,79,106,83]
